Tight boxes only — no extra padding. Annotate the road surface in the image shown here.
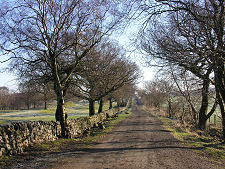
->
[46,105,222,169]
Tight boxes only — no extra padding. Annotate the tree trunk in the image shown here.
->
[198,79,210,130]
[218,99,225,141]
[56,95,68,137]
[214,57,225,140]
[109,98,113,109]
[122,99,125,107]
[216,86,225,141]
[44,101,47,110]
[98,98,103,114]
[44,93,47,110]
[89,99,95,116]
[198,114,207,130]
[27,101,30,110]
[167,99,172,118]
[55,89,68,138]
[215,58,225,104]
[51,54,69,138]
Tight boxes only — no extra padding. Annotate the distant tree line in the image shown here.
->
[0,86,53,110]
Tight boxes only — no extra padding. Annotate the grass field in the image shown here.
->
[0,100,114,125]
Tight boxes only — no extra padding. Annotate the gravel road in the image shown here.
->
[48,105,223,169]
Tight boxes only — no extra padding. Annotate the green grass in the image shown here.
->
[38,109,56,114]
[0,100,117,125]
[159,116,225,163]
[0,116,55,124]
[38,101,114,116]
[0,110,20,113]
[0,114,88,125]
[0,99,119,125]
[65,101,78,108]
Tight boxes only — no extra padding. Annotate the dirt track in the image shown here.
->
[10,104,224,169]
[47,105,222,169]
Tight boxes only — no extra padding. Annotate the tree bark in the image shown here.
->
[44,101,47,110]
[214,60,225,105]
[198,79,210,130]
[109,98,113,109]
[167,99,172,118]
[55,94,68,137]
[218,98,225,141]
[89,99,95,116]
[44,93,47,110]
[214,56,225,140]
[98,98,103,114]
[54,82,68,138]
[27,101,30,110]
[51,53,69,137]
[216,85,225,141]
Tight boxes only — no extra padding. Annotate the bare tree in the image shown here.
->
[138,19,213,123]
[133,0,224,139]
[36,82,55,110]
[70,41,139,116]
[133,0,223,131]
[0,0,126,137]
[18,80,38,110]
[143,78,175,113]
[144,80,166,109]
[170,68,202,125]
[112,82,136,107]
[0,87,10,110]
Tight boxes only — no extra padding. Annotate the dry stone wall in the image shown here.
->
[0,108,120,157]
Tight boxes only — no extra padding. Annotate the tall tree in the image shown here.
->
[0,0,125,137]
[70,41,139,116]
[134,0,224,135]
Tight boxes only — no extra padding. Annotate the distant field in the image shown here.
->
[0,100,112,125]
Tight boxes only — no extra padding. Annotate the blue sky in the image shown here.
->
[112,22,155,89]
[0,72,17,90]
[0,60,18,90]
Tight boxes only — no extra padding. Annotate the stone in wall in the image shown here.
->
[0,108,120,157]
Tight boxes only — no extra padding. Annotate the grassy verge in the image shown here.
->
[155,115,225,163]
[0,109,131,168]
[142,106,225,164]
[159,117,225,162]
